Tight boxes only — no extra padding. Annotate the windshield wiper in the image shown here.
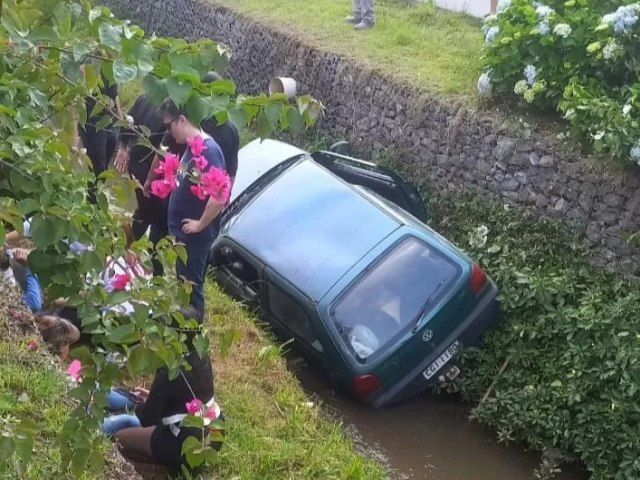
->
[410,279,447,334]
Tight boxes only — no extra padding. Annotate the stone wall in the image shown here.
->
[103,0,640,274]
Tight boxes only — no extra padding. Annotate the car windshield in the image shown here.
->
[331,237,460,361]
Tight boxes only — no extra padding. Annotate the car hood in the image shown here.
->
[230,138,308,202]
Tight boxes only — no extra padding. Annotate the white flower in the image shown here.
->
[538,21,550,35]
[514,80,528,95]
[524,64,537,86]
[602,4,640,33]
[485,26,500,45]
[469,225,489,248]
[477,71,492,96]
[630,141,640,163]
[623,104,632,116]
[553,23,571,38]
[535,4,554,18]
[497,0,511,13]
[602,40,620,60]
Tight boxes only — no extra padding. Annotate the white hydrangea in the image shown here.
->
[553,23,571,38]
[497,0,511,13]
[602,40,621,60]
[535,4,554,18]
[602,4,640,33]
[485,26,500,45]
[514,80,528,95]
[469,225,489,249]
[630,141,640,165]
[524,64,537,86]
[477,72,492,96]
[538,21,550,35]
[623,104,632,116]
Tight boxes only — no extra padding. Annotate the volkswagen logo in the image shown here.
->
[422,329,433,342]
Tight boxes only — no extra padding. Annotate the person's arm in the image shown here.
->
[14,249,42,312]
[134,367,170,427]
[181,196,225,235]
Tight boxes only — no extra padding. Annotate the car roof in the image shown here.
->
[230,138,307,203]
[225,157,402,301]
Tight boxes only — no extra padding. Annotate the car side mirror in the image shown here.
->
[328,141,351,156]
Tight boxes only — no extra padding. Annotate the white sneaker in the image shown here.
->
[345,15,361,24]
[354,21,374,30]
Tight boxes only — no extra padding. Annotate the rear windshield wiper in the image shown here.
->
[410,279,447,334]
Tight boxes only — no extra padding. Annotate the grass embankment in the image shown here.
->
[204,285,386,479]
[213,0,483,98]
[0,286,136,479]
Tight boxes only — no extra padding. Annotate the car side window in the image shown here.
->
[267,283,324,354]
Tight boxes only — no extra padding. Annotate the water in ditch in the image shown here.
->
[292,358,586,480]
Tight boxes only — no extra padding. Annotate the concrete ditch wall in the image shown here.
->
[103,0,640,274]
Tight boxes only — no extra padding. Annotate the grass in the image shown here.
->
[202,284,386,479]
[212,0,484,98]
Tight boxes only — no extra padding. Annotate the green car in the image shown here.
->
[209,139,500,407]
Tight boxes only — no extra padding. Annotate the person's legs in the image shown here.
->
[114,426,155,462]
[347,0,362,22]
[176,236,212,320]
[102,414,142,436]
[82,127,109,205]
[148,199,169,277]
[354,0,374,27]
[107,389,137,411]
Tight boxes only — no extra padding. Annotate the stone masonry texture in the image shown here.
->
[103,0,640,275]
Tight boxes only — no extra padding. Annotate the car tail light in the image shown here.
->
[470,263,487,295]
[352,374,381,398]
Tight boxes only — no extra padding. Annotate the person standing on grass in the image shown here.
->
[157,98,229,321]
[346,0,375,30]
[113,94,170,277]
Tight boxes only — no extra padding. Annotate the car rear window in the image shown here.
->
[331,236,460,361]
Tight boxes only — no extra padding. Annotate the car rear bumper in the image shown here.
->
[368,280,500,408]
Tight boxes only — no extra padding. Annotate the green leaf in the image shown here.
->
[98,22,122,51]
[73,42,94,63]
[89,7,103,23]
[264,103,281,130]
[127,346,162,374]
[94,114,113,132]
[286,108,305,134]
[256,110,272,139]
[109,323,140,344]
[193,333,210,359]
[0,436,15,464]
[143,74,168,105]
[113,59,137,84]
[166,76,193,106]
[29,26,58,41]
[185,95,210,124]
[30,216,63,249]
[13,432,33,464]
[17,198,40,216]
[70,447,91,479]
[181,414,205,429]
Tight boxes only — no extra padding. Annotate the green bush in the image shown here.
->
[424,190,640,480]
[479,0,640,164]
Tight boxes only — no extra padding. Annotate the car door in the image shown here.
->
[311,150,427,222]
[262,267,329,370]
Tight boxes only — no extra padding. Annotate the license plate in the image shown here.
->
[423,341,460,380]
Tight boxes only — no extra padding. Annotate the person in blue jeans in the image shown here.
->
[157,98,228,321]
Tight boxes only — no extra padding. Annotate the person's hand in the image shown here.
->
[12,248,29,266]
[133,387,149,402]
[114,147,129,173]
[181,218,203,234]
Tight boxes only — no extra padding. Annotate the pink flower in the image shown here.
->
[190,184,208,201]
[199,166,231,204]
[67,359,82,381]
[204,406,218,420]
[193,155,208,172]
[185,398,202,414]
[110,273,130,291]
[27,340,38,351]
[150,174,177,199]
[187,136,207,157]
[154,153,180,177]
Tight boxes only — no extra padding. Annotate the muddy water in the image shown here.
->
[293,359,583,480]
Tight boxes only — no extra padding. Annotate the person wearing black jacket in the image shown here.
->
[102,307,224,476]
[79,66,122,204]
[113,95,169,276]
